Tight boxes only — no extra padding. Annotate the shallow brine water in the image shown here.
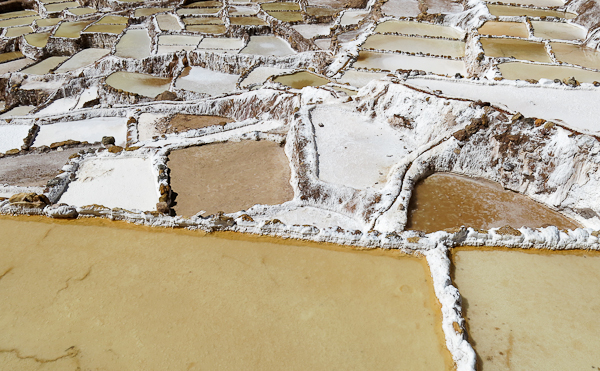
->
[353,51,466,75]
[115,29,151,59]
[453,249,600,370]
[105,72,171,98]
[478,21,529,38]
[480,38,551,63]
[375,20,464,39]
[498,61,600,83]
[407,173,579,232]
[272,71,330,89]
[362,34,465,58]
[0,215,454,370]
[486,4,576,19]
[550,42,600,70]
[531,20,586,41]
[53,20,92,38]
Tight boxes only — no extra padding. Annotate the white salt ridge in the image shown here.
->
[54,48,110,73]
[59,157,159,212]
[34,117,127,147]
[405,76,600,134]
[175,66,239,96]
[75,86,99,109]
[273,206,363,231]
[37,96,79,115]
[0,124,31,152]
[239,36,297,56]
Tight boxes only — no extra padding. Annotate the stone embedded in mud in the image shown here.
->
[101,136,115,147]
[5,148,20,155]
[45,204,78,219]
[107,145,123,153]
[156,202,170,214]
[50,140,81,149]
[155,91,178,101]
[495,225,522,236]
[8,192,51,209]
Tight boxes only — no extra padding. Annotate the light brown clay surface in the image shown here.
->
[168,140,294,216]
[166,114,234,133]
[453,249,600,370]
[407,173,579,232]
[0,215,454,371]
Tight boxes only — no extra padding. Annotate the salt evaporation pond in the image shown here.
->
[531,20,586,41]
[0,215,454,370]
[504,0,564,6]
[374,20,464,39]
[24,32,50,47]
[115,29,151,59]
[53,20,92,38]
[59,157,159,211]
[362,35,465,58]
[240,66,293,87]
[33,117,127,147]
[487,4,576,18]
[174,66,239,96]
[407,173,578,232]
[0,124,32,153]
[239,36,296,56]
[20,56,68,75]
[453,249,600,370]
[54,48,110,73]
[156,14,182,31]
[311,105,407,190]
[550,42,600,70]
[105,72,171,98]
[169,140,294,217]
[353,51,466,75]
[134,7,171,17]
[478,21,529,38]
[498,61,600,83]
[480,38,551,63]
[273,71,330,89]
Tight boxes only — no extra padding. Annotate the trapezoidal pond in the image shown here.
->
[0,216,454,371]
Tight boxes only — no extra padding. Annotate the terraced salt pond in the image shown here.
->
[480,38,551,63]
[362,35,465,58]
[115,29,151,59]
[374,20,464,39]
[240,36,296,56]
[106,72,171,98]
[20,56,69,75]
[453,249,600,370]
[0,216,454,370]
[168,140,293,217]
[273,71,330,89]
[54,48,110,73]
[550,42,600,70]
[498,61,600,83]
[407,173,579,232]
[478,21,529,38]
[531,21,586,41]
[487,4,576,18]
[53,20,92,38]
[353,52,466,75]
[174,66,239,96]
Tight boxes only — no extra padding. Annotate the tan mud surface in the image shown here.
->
[0,215,454,371]
[166,114,234,133]
[0,147,96,187]
[407,173,579,232]
[168,140,294,216]
[452,249,600,371]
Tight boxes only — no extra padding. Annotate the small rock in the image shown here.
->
[564,76,580,87]
[495,225,521,236]
[82,97,100,108]
[156,202,170,214]
[554,79,562,84]
[502,162,515,171]
[511,112,524,122]
[455,73,463,79]
[534,118,546,127]
[107,145,123,153]
[5,148,19,155]
[101,136,115,147]
[155,91,177,101]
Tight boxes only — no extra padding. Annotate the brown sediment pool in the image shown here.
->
[0,51,24,63]
[407,173,579,232]
[266,11,303,22]
[452,248,600,370]
[272,70,330,89]
[20,56,69,75]
[229,16,268,25]
[550,42,600,70]
[477,21,529,38]
[105,72,171,98]
[24,32,49,47]
[168,140,294,216]
[166,114,234,133]
[498,61,600,83]
[0,215,454,370]
[480,38,551,63]
[486,4,576,18]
